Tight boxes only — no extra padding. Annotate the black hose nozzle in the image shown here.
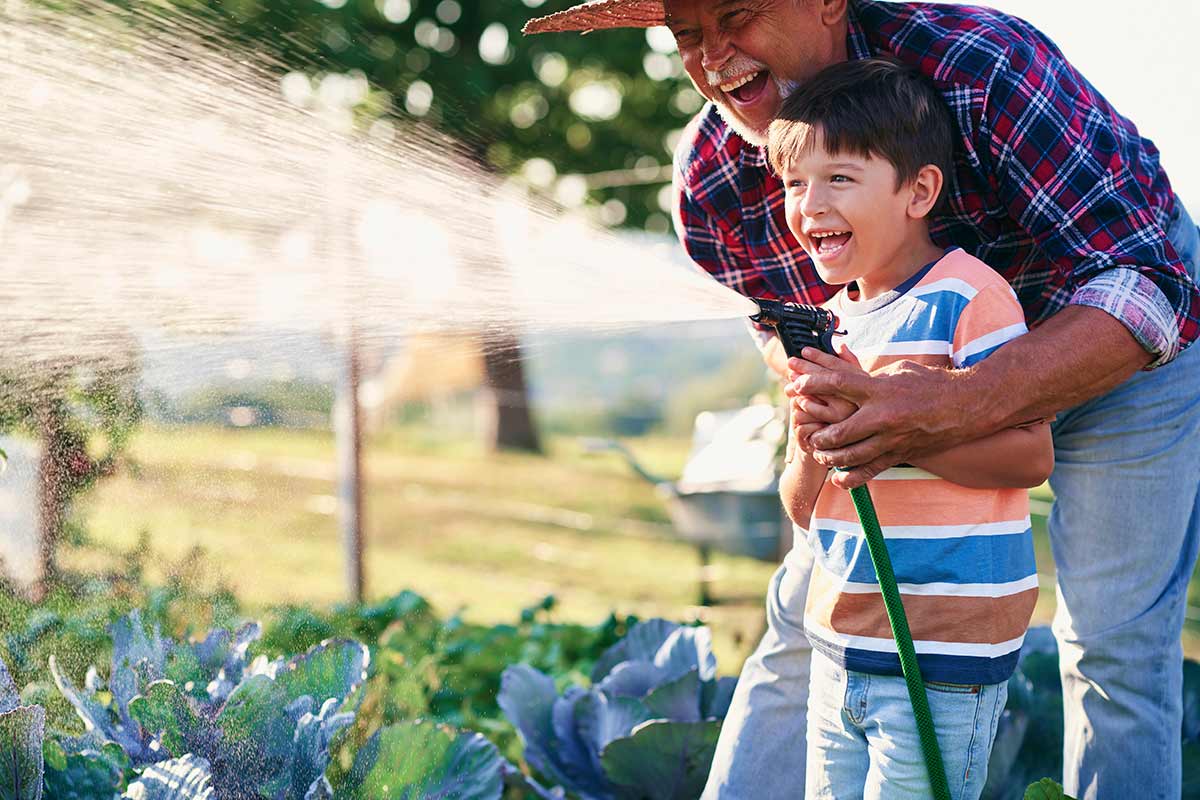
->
[749,297,841,359]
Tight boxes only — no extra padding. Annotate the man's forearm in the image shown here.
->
[964,304,1153,436]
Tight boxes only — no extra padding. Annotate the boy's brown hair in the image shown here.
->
[767,57,956,208]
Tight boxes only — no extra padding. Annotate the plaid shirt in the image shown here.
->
[673,0,1198,366]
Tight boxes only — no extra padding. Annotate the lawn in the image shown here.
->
[66,424,1200,675]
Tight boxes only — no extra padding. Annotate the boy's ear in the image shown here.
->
[907,164,943,219]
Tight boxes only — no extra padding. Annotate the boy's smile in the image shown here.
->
[782,131,943,300]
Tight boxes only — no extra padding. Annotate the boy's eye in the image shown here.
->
[786,180,807,190]
[831,174,851,183]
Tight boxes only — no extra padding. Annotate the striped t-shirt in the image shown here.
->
[801,247,1038,686]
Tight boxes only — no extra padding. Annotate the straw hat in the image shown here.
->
[522,0,666,35]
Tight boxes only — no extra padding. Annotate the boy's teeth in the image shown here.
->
[719,72,759,93]
[813,231,852,253]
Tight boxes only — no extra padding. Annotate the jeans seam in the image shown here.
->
[956,683,987,797]
[845,671,868,726]
[925,681,982,695]
[1153,578,1188,800]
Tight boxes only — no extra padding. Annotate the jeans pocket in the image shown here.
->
[924,680,982,695]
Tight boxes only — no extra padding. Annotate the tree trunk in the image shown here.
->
[480,331,541,454]
[35,397,68,595]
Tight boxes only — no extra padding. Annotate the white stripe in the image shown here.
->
[878,340,952,356]
[810,517,1032,540]
[953,323,1027,364]
[872,467,940,481]
[805,619,1026,659]
[836,573,1041,598]
[855,340,951,359]
[910,277,979,302]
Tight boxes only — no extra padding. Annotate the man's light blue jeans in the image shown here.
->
[701,199,1200,800]
[1049,200,1200,800]
[805,649,1007,800]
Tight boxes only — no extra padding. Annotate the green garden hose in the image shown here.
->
[845,479,951,800]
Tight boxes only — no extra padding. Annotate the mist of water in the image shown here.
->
[0,0,759,376]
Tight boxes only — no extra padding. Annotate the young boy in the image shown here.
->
[767,58,1054,799]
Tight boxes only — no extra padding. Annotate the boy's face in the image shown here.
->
[781,132,918,292]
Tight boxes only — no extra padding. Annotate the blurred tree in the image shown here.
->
[0,351,142,597]
[178,0,700,452]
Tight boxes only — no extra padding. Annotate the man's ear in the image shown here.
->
[907,164,944,219]
[817,0,849,25]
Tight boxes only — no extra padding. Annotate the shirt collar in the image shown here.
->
[846,0,873,61]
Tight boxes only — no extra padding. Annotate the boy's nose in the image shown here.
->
[800,186,829,217]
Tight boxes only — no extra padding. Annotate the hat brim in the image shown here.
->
[522,0,665,34]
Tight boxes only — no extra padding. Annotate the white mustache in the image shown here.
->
[705,55,769,86]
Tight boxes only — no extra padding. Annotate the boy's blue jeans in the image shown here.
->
[805,649,1007,800]
[701,199,1200,800]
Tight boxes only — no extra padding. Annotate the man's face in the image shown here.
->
[665,0,847,145]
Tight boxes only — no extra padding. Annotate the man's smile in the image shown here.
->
[720,70,772,105]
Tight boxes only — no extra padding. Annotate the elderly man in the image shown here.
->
[525,1,1200,798]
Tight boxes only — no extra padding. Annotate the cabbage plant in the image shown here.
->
[1,653,45,800]
[498,619,736,800]
[46,610,365,799]
[12,608,544,799]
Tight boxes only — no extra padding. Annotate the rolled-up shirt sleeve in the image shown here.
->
[1071,270,1181,367]
[982,42,1199,367]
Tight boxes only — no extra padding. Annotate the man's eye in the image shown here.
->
[672,29,701,46]
[722,9,753,28]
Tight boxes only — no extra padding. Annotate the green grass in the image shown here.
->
[70,426,778,673]
[68,425,1200,677]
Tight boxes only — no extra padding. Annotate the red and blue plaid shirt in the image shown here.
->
[673,0,1198,365]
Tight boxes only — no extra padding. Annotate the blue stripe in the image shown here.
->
[812,528,1036,585]
[843,289,971,347]
[809,635,1022,685]
[961,342,1005,367]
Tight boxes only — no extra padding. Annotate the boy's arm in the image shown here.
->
[911,422,1054,489]
[779,445,830,529]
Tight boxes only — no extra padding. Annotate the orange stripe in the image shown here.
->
[815,481,1029,527]
[807,570,1037,644]
[952,288,1024,354]
[919,249,1009,290]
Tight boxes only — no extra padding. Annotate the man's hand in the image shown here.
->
[785,306,1152,488]
[788,347,979,488]
[786,344,861,455]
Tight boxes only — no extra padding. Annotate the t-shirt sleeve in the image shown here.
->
[951,283,1028,368]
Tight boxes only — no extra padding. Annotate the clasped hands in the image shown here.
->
[784,344,969,489]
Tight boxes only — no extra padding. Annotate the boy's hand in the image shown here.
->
[786,345,861,450]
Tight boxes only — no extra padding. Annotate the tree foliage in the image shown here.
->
[185,0,700,230]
